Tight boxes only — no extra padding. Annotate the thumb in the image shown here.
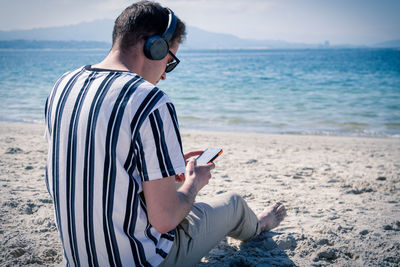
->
[186,158,196,170]
[186,158,196,174]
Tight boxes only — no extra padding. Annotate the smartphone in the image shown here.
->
[196,148,223,165]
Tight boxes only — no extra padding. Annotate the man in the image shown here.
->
[45,1,286,266]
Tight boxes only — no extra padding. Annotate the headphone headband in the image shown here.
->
[162,8,177,42]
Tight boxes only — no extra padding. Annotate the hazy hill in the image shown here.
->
[182,26,319,49]
[0,19,322,49]
[0,20,114,43]
[1,19,397,49]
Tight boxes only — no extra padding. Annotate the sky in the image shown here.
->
[0,0,399,45]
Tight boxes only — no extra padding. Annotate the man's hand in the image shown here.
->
[175,150,204,182]
[143,154,215,234]
[183,158,214,192]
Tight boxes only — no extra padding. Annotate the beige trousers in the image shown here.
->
[159,193,261,267]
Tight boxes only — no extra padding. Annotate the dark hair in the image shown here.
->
[112,1,186,51]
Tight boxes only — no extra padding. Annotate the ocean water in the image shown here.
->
[0,48,399,137]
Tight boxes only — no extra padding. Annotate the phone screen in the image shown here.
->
[196,148,223,165]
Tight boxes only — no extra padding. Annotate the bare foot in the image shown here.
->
[257,203,287,232]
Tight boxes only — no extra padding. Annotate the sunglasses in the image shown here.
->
[165,50,180,73]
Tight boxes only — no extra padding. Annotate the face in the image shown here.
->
[142,42,179,85]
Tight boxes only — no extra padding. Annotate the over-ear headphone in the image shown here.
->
[144,8,177,60]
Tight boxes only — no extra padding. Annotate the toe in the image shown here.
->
[272,203,280,211]
[276,205,285,214]
[276,206,287,219]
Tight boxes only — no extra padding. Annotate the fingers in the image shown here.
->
[184,150,204,160]
[185,158,196,175]
[187,158,196,168]
[207,162,215,170]
[195,161,215,171]
[184,158,215,189]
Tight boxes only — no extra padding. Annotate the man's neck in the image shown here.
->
[92,47,143,74]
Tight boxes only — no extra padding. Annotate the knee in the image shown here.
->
[224,192,245,208]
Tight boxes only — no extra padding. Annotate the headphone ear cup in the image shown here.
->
[144,36,169,60]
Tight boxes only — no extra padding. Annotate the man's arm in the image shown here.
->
[142,158,214,234]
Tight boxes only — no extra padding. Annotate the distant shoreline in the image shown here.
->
[0,40,111,49]
[0,40,399,50]
[1,121,398,140]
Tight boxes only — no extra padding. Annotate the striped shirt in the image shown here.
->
[44,65,186,267]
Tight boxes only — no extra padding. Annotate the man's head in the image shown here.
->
[110,1,186,84]
[112,1,186,56]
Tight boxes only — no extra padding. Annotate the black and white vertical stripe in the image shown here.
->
[149,110,174,177]
[45,65,185,267]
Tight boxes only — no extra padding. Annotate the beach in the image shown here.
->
[0,122,399,266]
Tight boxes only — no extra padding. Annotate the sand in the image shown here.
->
[1,122,399,266]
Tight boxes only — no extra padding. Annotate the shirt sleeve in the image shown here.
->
[136,102,185,181]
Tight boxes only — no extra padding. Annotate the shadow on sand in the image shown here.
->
[197,232,297,266]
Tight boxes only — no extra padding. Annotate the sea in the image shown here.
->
[0,48,399,137]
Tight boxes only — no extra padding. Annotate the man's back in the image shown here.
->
[44,2,286,266]
[45,65,185,266]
